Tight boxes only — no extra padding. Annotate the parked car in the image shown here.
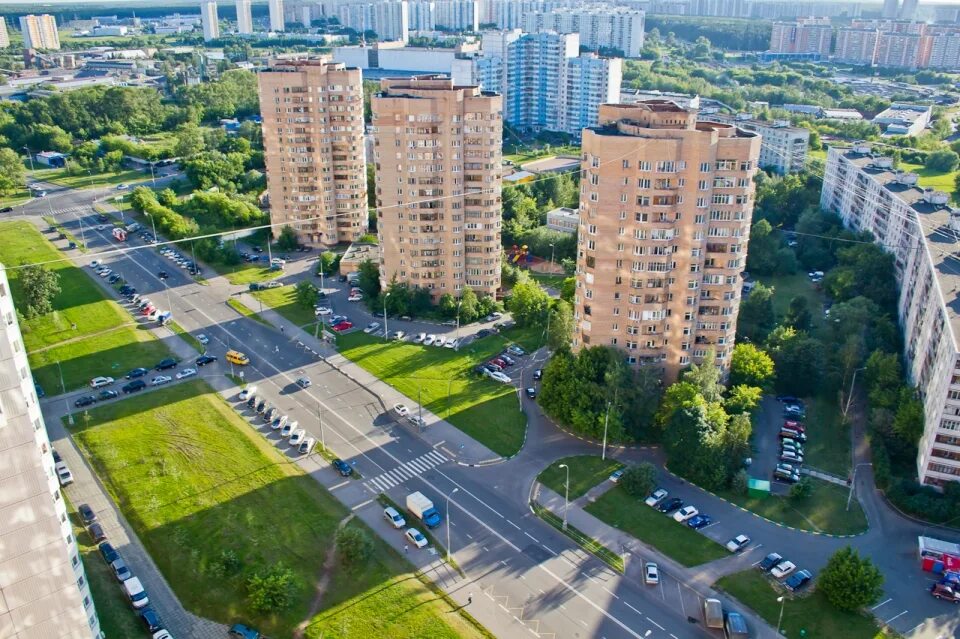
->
[384,506,406,529]
[264,407,278,423]
[644,562,660,585]
[332,459,353,477]
[74,395,98,408]
[687,514,713,529]
[506,345,525,356]
[79,504,97,525]
[280,421,295,438]
[435,336,446,347]
[609,469,625,483]
[645,488,668,507]
[99,542,119,564]
[930,582,960,603]
[255,398,267,413]
[779,450,804,464]
[771,560,797,579]
[499,354,516,366]
[196,354,218,367]
[228,624,262,639]
[55,462,73,485]
[299,437,316,455]
[525,387,537,398]
[271,415,288,431]
[413,332,426,343]
[408,415,427,430]
[289,429,306,446]
[780,428,807,442]
[773,468,800,483]
[392,330,405,340]
[122,379,147,394]
[139,607,162,632]
[393,403,410,418]
[238,386,257,402]
[405,528,429,549]
[424,334,436,346]
[197,333,209,345]
[673,505,699,522]
[89,376,114,389]
[88,523,107,543]
[364,322,381,334]
[296,376,311,388]
[785,569,814,592]
[759,553,785,572]
[657,497,683,514]
[332,321,353,332]
[726,534,751,553]
[488,371,511,384]
[99,389,119,400]
[112,557,132,582]
[533,369,543,381]
[155,358,178,370]
[150,375,172,386]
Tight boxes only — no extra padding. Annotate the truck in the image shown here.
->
[406,491,442,528]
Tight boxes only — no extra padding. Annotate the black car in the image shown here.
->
[108,274,121,283]
[79,503,97,525]
[122,379,147,394]
[525,387,537,399]
[126,367,148,379]
[474,365,490,376]
[119,285,134,294]
[155,358,178,370]
[476,328,492,339]
[255,398,267,413]
[657,497,684,514]
[332,459,353,477]
[52,448,62,463]
[74,395,97,408]
[189,268,202,276]
[0,206,12,213]
[339,274,348,282]
[157,271,168,280]
[776,395,802,405]
[246,394,258,409]
[759,552,785,572]
[88,522,107,543]
[252,246,263,253]
[139,608,163,633]
[533,369,543,380]
[99,542,119,564]
[99,389,119,400]
[195,354,218,367]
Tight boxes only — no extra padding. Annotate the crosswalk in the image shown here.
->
[364,450,448,493]
[43,205,91,217]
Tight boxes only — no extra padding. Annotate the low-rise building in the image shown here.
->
[339,242,381,275]
[820,107,864,120]
[872,102,932,136]
[822,144,960,489]
[545,206,578,233]
[702,114,809,174]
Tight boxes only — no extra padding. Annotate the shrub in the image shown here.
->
[246,563,298,612]
[620,462,657,498]
[335,526,374,566]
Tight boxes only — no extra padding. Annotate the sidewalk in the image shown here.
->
[233,290,504,466]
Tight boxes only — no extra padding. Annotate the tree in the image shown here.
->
[0,148,25,195]
[357,259,380,298]
[547,299,575,352]
[459,286,480,324]
[438,293,457,318]
[745,220,780,275]
[246,563,298,612]
[682,349,724,403]
[925,149,959,173]
[892,388,924,445]
[738,282,776,343]
[818,546,884,611]
[620,462,657,498]
[335,526,374,565]
[783,295,812,331]
[276,225,299,251]
[729,343,775,389]
[19,264,60,319]
[731,469,749,495]
[173,122,206,159]
[790,476,813,500]
[725,385,762,415]
[560,276,575,303]
[318,251,339,276]
[663,403,728,491]
[157,187,178,208]
[294,280,318,309]
[769,332,825,396]
[508,274,550,327]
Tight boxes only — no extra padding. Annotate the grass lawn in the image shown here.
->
[529,272,567,290]
[70,381,487,638]
[584,485,728,567]
[900,161,957,194]
[30,167,148,190]
[0,188,32,208]
[802,396,851,477]
[337,331,529,457]
[538,455,623,500]
[227,298,272,327]
[755,272,825,329]
[715,570,889,639]
[30,324,170,393]
[218,262,281,286]
[69,503,149,639]
[503,145,580,164]
[252,285,319,327]
[717,478,866,535]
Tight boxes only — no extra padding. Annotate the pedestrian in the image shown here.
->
[275,345,279,353]
[281,326,285,334]
[467,593,473,605]
[404,544,409,554]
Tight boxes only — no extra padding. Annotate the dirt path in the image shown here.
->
[293,513,355,639]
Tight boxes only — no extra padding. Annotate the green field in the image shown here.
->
[538,455,624,500]
[219,262,282,286]
[30,167,149,190]
[900,161,958,194]
[71,381,489,638]
[802,396,852,477]
[337,331,530,457]
[227,298,272,327]
[252,285,320,327]
[584,485,729,567]
[0,189,32,209]
[755,272,825,329]
[719,478,866,535]
[716,570,888,639]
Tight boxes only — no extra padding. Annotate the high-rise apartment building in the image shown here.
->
[768,17,832,57]
[522,5,645,57]
[323,1,410,42]
[236,0,253,34]
[821,145,960,489]
[833,27,879,64]
[0,18,9,48]
[258,60,368,247]
[269,0,286,31]
[899,0,918,21]
[409,1,479,31]
[201,0,220,41]
[372,76,503,299]
[490,0,578,30]
[573,101,760,381]
[19,14,60,50]
[0,266,102,638]
[883,0,900,19]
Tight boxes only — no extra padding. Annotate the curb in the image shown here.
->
[454,408,531,467]
[876,487,960,534]
[549,419,658,451]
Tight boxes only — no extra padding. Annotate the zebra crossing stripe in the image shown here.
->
[426,451,447,464]
[408,459,430,473]
[364,450,451,494]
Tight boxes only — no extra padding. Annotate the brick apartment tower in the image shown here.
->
[258,59,367,248]
[372,75,503,300]
[574,101,760,382]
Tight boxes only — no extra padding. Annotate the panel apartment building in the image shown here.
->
[0,267,101,638]
[822,145,960,488]
[19,14,60,50]
[372,76,503,299]
[521,5,646,58]
[768,17,832,57]
[258,60,368,248]
[701,113,809,174]
[574,101,760,382]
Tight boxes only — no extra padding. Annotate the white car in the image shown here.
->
[89,376,114,389]
[315,306,332,316]
[281,421,296,438]
[289,429,306,446]
[383,506,406,529]
[89,260,101,269]
[363,322,381,334]
[347,293,363,302]
[176,368,197,380]
[645,488,668,507]
[408,415,427,430]
[55,462,73,486]
[405,528,429,549]
[771,560,797,579]
[726,534,751,553]
[673,505,699,522]
[609,469,625,483]
[413,333,426,344]
[239,385,257,402]
[392,330,405,340]
[445,338,458,349]
[197,334,210,345]
[434,336,446,347]
[423,334,436,346]
[150,375,172,386]
[116,183,129,190]
[153,631,172,639]
[488,371,511,384]
[644,562,659,585]
[98,268,112,278]
[393,403,410,417]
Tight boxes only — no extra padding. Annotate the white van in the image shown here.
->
[704,598,723,629]
[123,576,149,609]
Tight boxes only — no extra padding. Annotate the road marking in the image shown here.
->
[542,545,558,556]
[538,588,546,595]
[602,586,618,599]
[677,582,685,616]
[507,519,521,530]
[579,620,587,627]
[624,602,641,615]
[883,610,908,624]
[907,622,924,634]
[500,560,508,567]
[329,480,350,490]
[351,498,374,511]
[871,597,892,610]
[466,533,473,540]
[432,440,446,448]
[483,546,489,552]
[646,617,665,631]
[524,531,540,543]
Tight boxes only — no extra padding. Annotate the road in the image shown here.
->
[21,192,960,639]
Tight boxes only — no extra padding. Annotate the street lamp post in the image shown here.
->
[23,146,34,172]
[549,242,556,272]
[57,360,73,425]
[73,212,86,246]
[382,292,391,343]
[602,400,611,461]
[846,462,872,511]
[559,463,570,531]
[446,487,459,562]
[455,300,463,351]
[776,596,786,634]
[146,212,158,244]
[317,402,326,450]
[842,366,867,420]
[417,386,424,434]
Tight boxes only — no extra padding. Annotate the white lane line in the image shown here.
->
[871,598,893,610]
[351,498,374,511]
[624,602,641,615]
[542,545,558,556]
[466,533,473,540]
[432,440,446,448]
[907,622,924,634]
[507,520,521,530]
[677,582,685,617]
[407,459,429,473]
[646,617,665,631]
[883,610,908,624]
[524,531,540,543]
[602,586,619,599]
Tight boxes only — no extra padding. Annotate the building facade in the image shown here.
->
[834,27,879,64]
[821,145,960,488]
[372,76,503,300]
[258,60,368,247]
[236,0,253,34]
[872,103,932,137]
[0,18,9,49]
[768,17,832,56]
[269,0,285,31]
[522,5,645,57]
[573,101,760,382]
[702,114,809,174]
[19,14,60,50]
[0,266,101,638]
[546,206,579,233]
[201,0,219,41]
[323,1,410,42]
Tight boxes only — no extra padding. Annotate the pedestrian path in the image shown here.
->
[801,466,848,486]
[363,449,449,492]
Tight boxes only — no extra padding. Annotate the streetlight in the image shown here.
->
[549,242,556,273]
[317,401,326,450]
[454,299,463,351]
[445,487,459,563]
[145,211,158,244]
[842,366,867,419]
[382,291,391,343]
[22,146,34,172]
[602,400,611,461]
[559,463,570,531]
[57,360,72,425]
[776,596,786,634]
[846,462,872,511]
[72,211,86,246]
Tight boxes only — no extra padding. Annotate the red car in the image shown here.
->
[141,305,155,316]
[332,321,353,332]
[784,420,805,432]
[490,358,507,368]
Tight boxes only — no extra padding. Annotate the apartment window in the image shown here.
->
[700,162,710,172]
[591,156,600,168]
[622,160,630,168]
[620,193,628,203]
[639,161,651,171]
[72,555,80,568]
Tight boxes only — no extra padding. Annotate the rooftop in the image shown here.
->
[521,156,580,174]
[873,103,932,123]
[341,242,380,264]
